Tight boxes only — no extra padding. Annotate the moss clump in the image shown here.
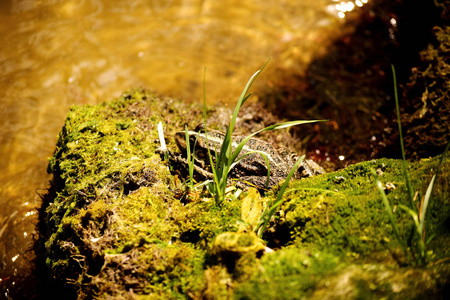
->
[234,248,340,299]
[90,243,206,299]
[37,89,450,299]
[212,232,265,256]
[264,158,450,261]
[36,89,242,298]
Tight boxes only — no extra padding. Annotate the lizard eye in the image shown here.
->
[194,124,206,133]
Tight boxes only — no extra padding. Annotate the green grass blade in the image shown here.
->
[398,204,426,264]
[437,140,450,167]
[231,120,327,163]
[419,140,449,235]
[398,204,420,233]
[372,169,407,255]
[230,59,271,129]
[256,155,304,238]
[217,60,271,173]
[242,93,253,103]
[425,233,436,246]
[201,59,328,206]
[204,59,271,205]
[392,65,414,209]
[419,174,436,234]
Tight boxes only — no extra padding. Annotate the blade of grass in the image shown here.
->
[215,60,270,184]
[398,204,426,264]
[372,169,407,256]
[418,140,449,235]
[392,65,414,209]
[255,155,305,238]
[230,59,271,129]
[202,60,326,206]
[202,60,271,204]
[231,120,327,163]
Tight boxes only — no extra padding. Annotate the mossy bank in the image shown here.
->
[36,90,449,299]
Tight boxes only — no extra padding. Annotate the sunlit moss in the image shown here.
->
[37,89,450,299]
[234,247,340,299]
[263,158,450,260]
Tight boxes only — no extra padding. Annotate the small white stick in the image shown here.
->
[157,121,166,151]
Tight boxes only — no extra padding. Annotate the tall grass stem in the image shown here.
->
[392,65,414,209]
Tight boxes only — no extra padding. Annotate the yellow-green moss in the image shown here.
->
[211,231,266,256]
[37,89,450,299]
[234,248,340,299]
[263,157,450,260]
[38,89,244,298]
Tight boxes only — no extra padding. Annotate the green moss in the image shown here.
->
[92,243,206,299]
[212,232,265,255]
[37,89,450,299]
[263,157,450,260]
[38,89,245,298]
[106,184,241,255]
[234,247,340,299]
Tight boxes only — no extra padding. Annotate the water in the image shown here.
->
[0,0,356,297]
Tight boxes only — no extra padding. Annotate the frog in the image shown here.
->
[169,124,325,190]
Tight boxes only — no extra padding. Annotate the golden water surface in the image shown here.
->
[0,0,363,289]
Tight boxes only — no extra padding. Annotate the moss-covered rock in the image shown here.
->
[36,90,450,299]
